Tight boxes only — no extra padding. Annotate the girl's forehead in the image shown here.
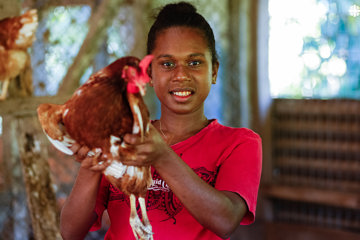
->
[153,27,209,56]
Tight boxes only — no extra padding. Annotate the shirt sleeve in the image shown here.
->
[214,131,262,225]
[90,175,109,231]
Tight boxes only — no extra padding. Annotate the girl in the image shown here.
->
[60,2,262,240]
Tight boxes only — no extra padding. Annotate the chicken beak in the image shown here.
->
[138,83,146,96]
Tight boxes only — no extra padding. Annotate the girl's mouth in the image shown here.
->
[169,89,194,102]
[171,91,192,97]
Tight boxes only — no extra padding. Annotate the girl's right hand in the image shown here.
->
[70,143,110,172]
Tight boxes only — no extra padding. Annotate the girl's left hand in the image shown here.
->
[120,123,170,167]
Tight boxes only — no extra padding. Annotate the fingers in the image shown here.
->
[79,149,111,172]
[88,163,109,172]
[123,133,140,145]
[123,126,163,146]
[121,128,167,165]
[119,128,169,167]
[83,158,111,172]
[121,154,148,167]
[69,142,81,154]
[70,143,90,162]
[77,146,91,161]
[72,145,108,172]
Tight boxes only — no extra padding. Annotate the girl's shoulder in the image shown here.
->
[206,119,261,142]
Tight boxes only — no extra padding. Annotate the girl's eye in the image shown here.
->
[162,61,175,68]
[188,60,201,66]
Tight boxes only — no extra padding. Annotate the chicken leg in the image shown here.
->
[139,197,153,240]
[129,194,153,240]
[0,78,9,101]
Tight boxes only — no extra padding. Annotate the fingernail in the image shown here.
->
[87,151,95,157]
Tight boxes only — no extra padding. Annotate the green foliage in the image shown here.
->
[301,0,360,99]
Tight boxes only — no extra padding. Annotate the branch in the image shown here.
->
[0,95,71,116]
[57,0,123,96]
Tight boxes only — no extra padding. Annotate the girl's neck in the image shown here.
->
[157,110,209,145]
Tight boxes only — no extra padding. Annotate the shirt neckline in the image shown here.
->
[169,119,218,148]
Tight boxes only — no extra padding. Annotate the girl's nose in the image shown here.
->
[173,65,190,81]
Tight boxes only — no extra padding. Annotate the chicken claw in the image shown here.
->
[129,195,153,240]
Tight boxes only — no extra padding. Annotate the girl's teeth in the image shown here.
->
[173,91,191,97]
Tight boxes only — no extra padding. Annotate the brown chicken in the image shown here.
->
[37,55,154,240]
[0,9,38,100]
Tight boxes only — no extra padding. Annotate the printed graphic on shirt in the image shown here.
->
[146,170,183,223]
[109,184,129,202]
[108,167,217,222]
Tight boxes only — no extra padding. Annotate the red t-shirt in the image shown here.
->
[91,119,262,240]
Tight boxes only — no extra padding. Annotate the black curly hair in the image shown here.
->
[147,1,218,64]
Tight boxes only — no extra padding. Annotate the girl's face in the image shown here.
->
[150,27,219,115]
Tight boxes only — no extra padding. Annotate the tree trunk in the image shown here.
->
[15,115,61,240]
[2,116,31,239]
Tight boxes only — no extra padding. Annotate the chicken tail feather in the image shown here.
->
[44,130,75,155]
[37,103,76,155]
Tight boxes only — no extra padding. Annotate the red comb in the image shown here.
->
[139,55,154,81]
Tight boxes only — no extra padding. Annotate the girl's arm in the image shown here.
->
[60,168,101,240]
[60,146,108,240]
[122,125,248,239]
[154,148,247,239]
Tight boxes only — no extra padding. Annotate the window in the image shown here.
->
[269,0,360,99]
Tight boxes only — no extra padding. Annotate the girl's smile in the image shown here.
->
[170,90,193,103]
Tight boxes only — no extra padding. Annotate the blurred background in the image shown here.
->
[0,0,359,239]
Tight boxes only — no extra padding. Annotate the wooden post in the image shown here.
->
[15,114,61,240]
[2,115,31,239]
[0,96,71,239]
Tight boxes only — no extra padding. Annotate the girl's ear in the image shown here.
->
[148,64,153,87]
[212,77,216,84]
[212,61,219,84]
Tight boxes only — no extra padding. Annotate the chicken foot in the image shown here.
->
[0,78,9,101]
[139,197,153,240]
[129,194,153,240]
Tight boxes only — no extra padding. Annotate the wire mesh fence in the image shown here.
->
[270,99,360,233]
